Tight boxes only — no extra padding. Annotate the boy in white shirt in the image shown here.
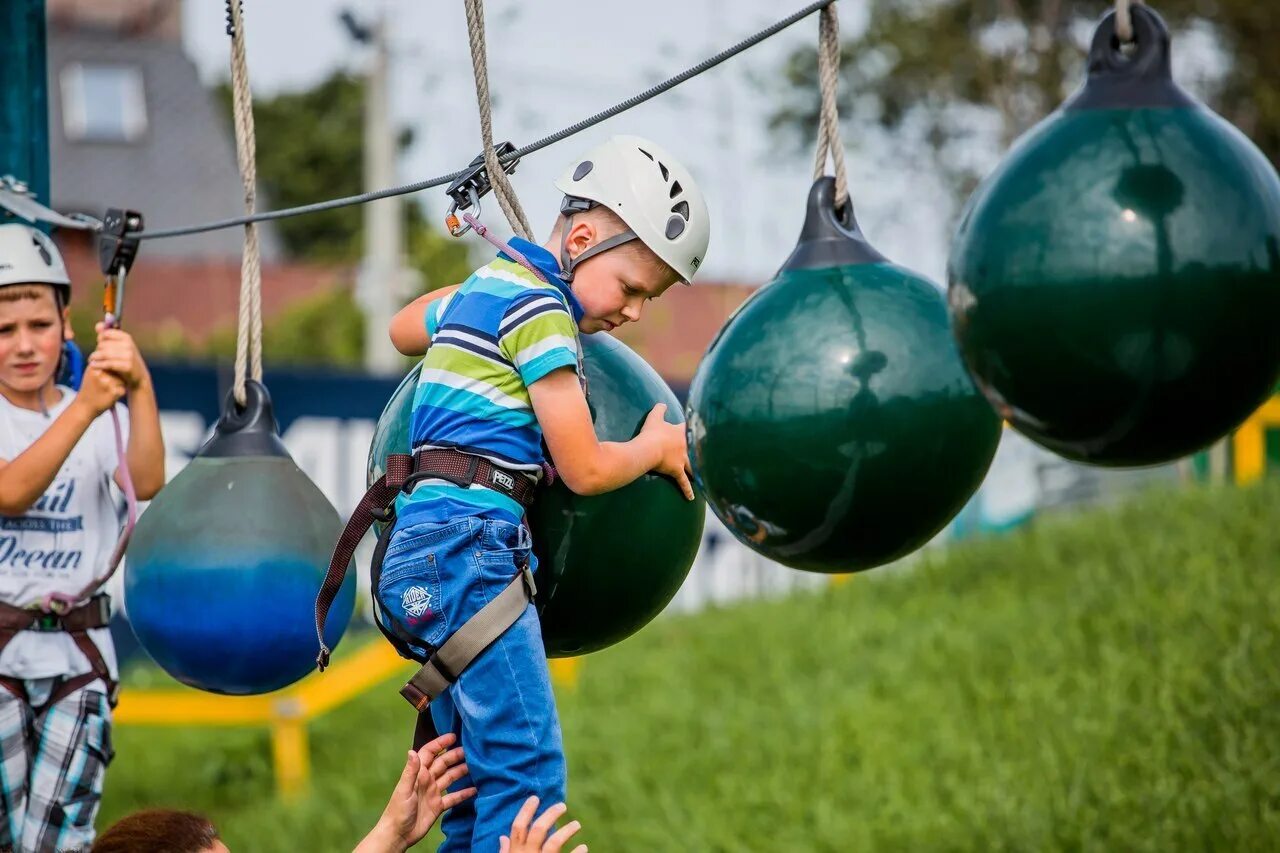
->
[0,223,164,852]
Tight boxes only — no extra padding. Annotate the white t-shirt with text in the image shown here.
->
[0,387,124,680]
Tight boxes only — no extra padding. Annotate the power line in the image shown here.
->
[141,0,835,241]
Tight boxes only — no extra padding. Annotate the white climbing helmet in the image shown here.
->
[0,223,71,303]
[554,134,710,284]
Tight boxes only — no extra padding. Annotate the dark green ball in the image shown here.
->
[687,259,1001,573]
[948,7,1280,466]
[369,335,703,657]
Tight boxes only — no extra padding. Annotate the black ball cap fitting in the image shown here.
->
[1064,5,1196,111]
[779,177,886,274]
[198,379,293,459]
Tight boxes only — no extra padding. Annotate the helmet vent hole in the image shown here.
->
[572,160,594,181]
[671,200,689,220]
[665,215,685,239]
[669,180,682,199]
[658,162,670,181]
[639,149,654,161]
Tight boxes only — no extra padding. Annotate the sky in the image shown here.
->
[181,0,958,286]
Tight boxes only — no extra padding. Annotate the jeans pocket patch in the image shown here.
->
[377,548,447,649]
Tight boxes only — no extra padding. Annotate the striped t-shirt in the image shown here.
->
[396,238,583,525]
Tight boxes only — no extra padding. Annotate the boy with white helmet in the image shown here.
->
[0,223,164,851]
[382,135,709,851]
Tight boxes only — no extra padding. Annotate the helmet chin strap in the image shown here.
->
[556,199,639,284]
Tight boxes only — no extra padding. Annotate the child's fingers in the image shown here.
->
[435,762,469,791]
[499,837,511,853]
[526,802,567,846]
[543,819,582,852]
[568,846,588,853]
[440,786,477,810]
[675,469,695,501]
[393,750,420,797]
[428,747,465,783]
[510,796,540,843]
[417,732,457,758]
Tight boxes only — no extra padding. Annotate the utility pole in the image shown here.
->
[0,0,51,205]
[344,10,412,374]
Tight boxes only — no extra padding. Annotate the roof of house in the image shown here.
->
[46,29,283,261]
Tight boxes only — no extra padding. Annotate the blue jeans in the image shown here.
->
[377,516,567,853]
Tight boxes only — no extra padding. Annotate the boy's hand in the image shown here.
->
[73,366,127,417]
[88,324,149,390]
[500,797,587,853]
[358,733,475,853]
[641,404,695,501]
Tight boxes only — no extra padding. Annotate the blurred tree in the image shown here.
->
[770,0,1279,202]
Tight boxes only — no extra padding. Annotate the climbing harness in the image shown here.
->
[314,448,538,709]
[0,596,118,709]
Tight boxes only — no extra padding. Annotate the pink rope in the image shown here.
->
[461,213,550,284]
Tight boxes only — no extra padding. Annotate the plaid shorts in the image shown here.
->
[0,682,113,853]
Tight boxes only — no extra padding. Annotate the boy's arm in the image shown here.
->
[528,367,694,499]
[0,369,124,515]
[389,285,461,356]
[87,326,165,499]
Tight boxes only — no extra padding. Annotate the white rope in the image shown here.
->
[463,0,534,241]
[1115,0,1144,44]
[226,0,263,407]
[812,3,850,212]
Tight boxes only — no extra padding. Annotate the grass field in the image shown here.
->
[100,479,1280,851]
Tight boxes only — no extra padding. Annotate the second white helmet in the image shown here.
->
[0,223,71,303]
[555,135,710,283]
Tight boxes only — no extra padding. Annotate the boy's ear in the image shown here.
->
[62,305,74,341]
[564,219,598,261]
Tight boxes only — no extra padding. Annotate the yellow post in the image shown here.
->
[549,656,582,690]
[270,700,309,801]
[113,641,415,801]
[1233,398,1280,485]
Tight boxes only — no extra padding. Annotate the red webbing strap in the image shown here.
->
[315,453,414,670]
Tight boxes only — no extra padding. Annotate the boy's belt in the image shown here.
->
[314,448,536,671]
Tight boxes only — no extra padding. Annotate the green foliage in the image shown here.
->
[772,0,1280,200]
[100,480,1280,850]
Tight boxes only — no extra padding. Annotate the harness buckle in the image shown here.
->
[94,594,112,626]
[370,499,396,525]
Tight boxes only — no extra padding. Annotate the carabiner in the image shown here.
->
[446,186,482,237]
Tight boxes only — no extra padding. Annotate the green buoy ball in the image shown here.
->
[686,178,1001,573]
[369,335,704,657]
[948,6,1280,466]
